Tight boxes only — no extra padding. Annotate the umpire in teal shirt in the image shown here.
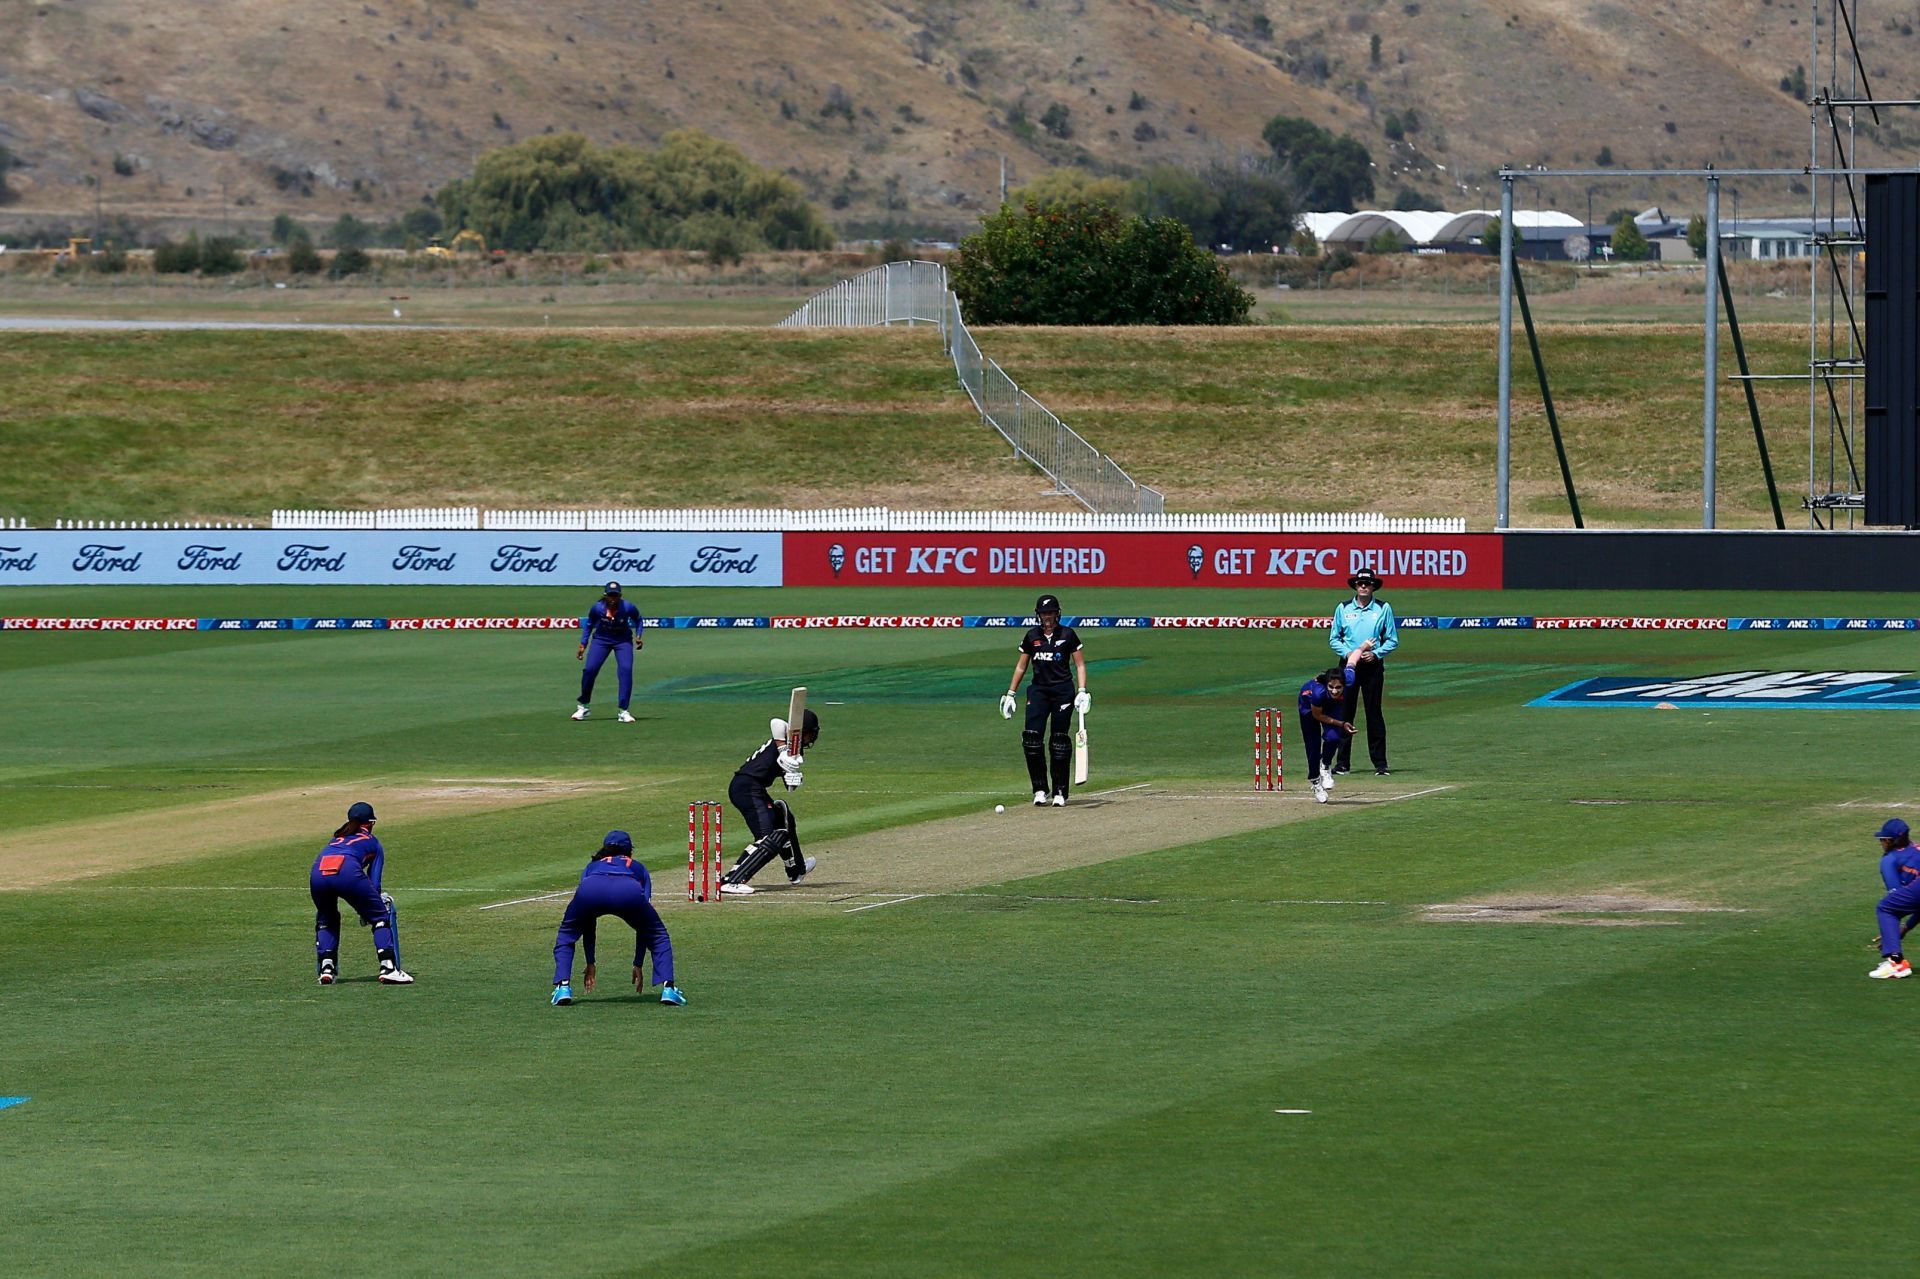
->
[1328,569,1398,775]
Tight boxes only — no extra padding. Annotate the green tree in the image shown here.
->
[1200,162,1297,251]
[1366,228,1406,254]
[329,245,372,277]
[1480,216,1502,249]
[0,144,12,206]
[1370,33,1382,66]
[1392,186,1439,211]
[287,237,323,275]
[434,131,831,252]
[950,200,1253,325]
[325,214,376,249]
[270,214,302,245]
[1382,112,1404,141]
[1040,103,1072,139]
[199,237,244,275]
[1014,167,1136,212]
[1595,145,1614,167]
[1611,217,1649,261]
[152,234,202,274]
[1290,226,1320,257]
[1260,115,1374,210]
[1686,212,1707,260]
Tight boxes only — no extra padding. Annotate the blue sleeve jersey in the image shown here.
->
[1298,679,1334,719]
[1882,847,1920,891]
[581,853,653,899]
[580,599,644,644]
[322,831,385,892]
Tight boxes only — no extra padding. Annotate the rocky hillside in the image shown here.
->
[0,0,1911,237]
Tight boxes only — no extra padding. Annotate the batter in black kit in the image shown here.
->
[717,708,820,897]
[1000,594,1090,807]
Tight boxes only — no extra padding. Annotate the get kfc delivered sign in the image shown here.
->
[785,533,1500,588]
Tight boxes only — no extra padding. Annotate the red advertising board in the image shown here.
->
[783,532,1502,588]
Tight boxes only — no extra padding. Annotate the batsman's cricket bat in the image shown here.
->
[1073,708,1089,785]
[786,686,808,753]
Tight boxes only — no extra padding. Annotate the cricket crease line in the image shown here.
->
[478,890,573,911]
[843,893,931,914]
[1081,782,1153,798]
[1355,785,1457,803]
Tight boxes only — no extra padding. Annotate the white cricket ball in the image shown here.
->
[994,804,1005,814]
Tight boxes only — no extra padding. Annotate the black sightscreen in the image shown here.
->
[1865,173,1920,528]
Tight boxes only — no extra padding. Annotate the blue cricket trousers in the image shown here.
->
[553,876,674,987]
[311,859,397,965]
[580,637,634,709]
[1878,879,1920,955]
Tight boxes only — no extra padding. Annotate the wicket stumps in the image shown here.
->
[687,801,724,901]
[1253,707,1283,790]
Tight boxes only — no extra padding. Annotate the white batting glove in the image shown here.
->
[1073,690,1091,714]
[999,693,1016,719]
[783,769,804,791]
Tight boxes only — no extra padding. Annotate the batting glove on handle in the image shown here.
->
[1073,690,1091,714]
[999,693,1016,719]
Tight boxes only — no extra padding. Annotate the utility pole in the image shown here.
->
[93,163,103,244]
[998,154,1007,207]
[221,179,229,238]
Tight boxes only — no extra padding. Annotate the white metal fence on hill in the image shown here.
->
[268,506,1466,533]
[780,261,1166,516]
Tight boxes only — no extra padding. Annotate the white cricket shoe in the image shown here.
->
[1320,770,1334,792]
[789,855,818,884]
[719,882,756,896]
[616,709,635,723]
[571,704,590,720]
[378,967,415,985]
[1313,781,1328,804]
[1032,790,1049,807]
[1050,792,1067,807]
[1870,958,1913,979]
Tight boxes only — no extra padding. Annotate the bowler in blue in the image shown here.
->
[1297,667,1353,802]
[1328,569,1397,775]
[310,801,413,986]
[550,830,685,1006]
[573,581,644,722]
[1869,818,1920,979]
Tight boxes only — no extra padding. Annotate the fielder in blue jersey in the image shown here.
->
[573,581,644,722]
[550,830,685,1006]
[1869,818,1920,979]
[1328,569,1398,775]
[310,801,413,986]
[1298,667,1354,803]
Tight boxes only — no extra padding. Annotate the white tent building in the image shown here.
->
[1299,208,1582,250]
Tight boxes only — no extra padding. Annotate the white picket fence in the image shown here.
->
[780,261,1165,515]
[271,507,481,530]
[47,519,256,530]
[267,507,1465,533]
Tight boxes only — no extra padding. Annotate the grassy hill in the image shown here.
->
[1,0,1910,238]
[0,322,1814,527]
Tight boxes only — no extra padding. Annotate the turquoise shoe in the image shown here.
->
[550,983,573,1006]
[660,985,687,1006]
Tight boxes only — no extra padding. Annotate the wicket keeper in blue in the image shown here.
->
[1328,569,1397,776]
[573,581,643,722]
[1869,818,1920,980]
[551,830,685,1006]
[310,801,413,986]
[1298,667,1354,804]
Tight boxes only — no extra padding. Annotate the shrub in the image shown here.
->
[325,214,376,249]
[287,237,323,275]
[199,237,245,275]
[152,235,202,274]
[1040,103,1072,139]
[329,245,372,277]
[950,199,1254,325]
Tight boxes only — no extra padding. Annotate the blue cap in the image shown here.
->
[602,829,633,851]
[604,581,622,595]
[1878,818,1910,840]
[347,801,376,822]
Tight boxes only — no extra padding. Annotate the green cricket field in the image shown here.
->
[0,584,1909,1275]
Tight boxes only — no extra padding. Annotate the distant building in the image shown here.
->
[1296,208,1604,260]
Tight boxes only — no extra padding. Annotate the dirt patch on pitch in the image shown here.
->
[0,778,623,889]
[1419,892,1745,926]
[724,782,1452,905]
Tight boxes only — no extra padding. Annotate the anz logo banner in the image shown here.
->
[1531,670,1920,709]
